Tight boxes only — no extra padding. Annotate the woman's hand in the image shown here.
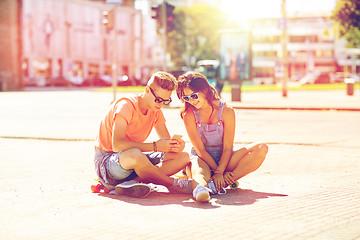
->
[223,172,235,187]
[212,173,226,191]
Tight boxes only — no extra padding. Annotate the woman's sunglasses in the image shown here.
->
[182,92,199,102]
[149,87,172,105]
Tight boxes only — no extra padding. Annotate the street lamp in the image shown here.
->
[102,8,117,102]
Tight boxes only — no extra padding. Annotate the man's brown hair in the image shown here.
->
[148,71,176,91]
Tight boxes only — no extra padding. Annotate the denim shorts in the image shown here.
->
[95,148,164,183]
[190,146,223,165]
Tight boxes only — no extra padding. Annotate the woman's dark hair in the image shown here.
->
[176,71,219,118]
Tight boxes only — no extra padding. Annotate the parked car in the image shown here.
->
[68,76,84,86]
[330,72,360,83]
[117,75,131,86]
[290,72,305,82]
[300,71,320,85]
[82,75,111,86]
[24,76,47,87]
[330,72,347,83]
[300,71,332,84]
[82,75,131,87]
[23,76,37,86]
[353,74,360,83]
[47,76,72,87]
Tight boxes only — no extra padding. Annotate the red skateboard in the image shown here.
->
[91,179,110,194]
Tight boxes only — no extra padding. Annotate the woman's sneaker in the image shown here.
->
[115,180,151,198]
[169,178,210,202]
[207,181,227,195]
[192,185,211,203]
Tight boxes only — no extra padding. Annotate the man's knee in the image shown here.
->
[178,152,191,164]
[120,148,149,169]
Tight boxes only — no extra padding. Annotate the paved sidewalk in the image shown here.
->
[0,89,359,239]
[188,88,360,111]
[225,89,360,111]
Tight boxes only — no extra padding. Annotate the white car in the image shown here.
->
[300,71,320,85]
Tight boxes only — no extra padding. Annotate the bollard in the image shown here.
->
[345,78,354,96]
[231,82,242,102]
[231,85,241,101]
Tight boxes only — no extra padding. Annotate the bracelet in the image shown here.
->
[153,141,157,152]
[214,169,223,175]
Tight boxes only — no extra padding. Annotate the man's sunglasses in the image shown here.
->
[149,87,172,105]
[182,92,199,102]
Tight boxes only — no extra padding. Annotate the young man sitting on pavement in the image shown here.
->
[94,71,210,202]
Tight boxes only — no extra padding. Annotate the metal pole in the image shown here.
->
[281,0,288,97]
[161,1,167,71]
[112,7,117,102]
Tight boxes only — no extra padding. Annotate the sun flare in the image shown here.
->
[222,0,281,21]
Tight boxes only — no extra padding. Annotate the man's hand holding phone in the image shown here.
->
[170,134,184,152]
[171,134,182,141]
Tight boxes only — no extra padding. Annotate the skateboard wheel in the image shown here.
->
[230,181,239,190]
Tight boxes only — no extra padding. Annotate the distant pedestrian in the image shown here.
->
[176,71,268,194]
[94,71,210,202]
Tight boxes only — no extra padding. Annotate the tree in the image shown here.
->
[331,0,360,48]
[167,5,227,69]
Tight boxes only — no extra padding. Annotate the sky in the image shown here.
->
[222,0,337,19]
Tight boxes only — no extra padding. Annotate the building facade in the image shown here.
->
[0,0,21,90]
[22,0,145,86]
[250,11,359,84]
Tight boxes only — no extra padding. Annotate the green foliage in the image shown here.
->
[331,0,360,47]
[167,5,227,69]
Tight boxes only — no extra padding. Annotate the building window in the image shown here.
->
[315,50,333,57]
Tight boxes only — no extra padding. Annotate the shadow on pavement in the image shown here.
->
[96,188,287,208]
[211,188,288,206]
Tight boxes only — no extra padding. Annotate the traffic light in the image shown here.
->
[166,3,175,33]
[151,5,162,28]
[102,10,114,31]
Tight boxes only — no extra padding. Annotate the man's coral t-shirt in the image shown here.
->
[95,95,166,152]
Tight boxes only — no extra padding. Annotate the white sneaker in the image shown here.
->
[193,185,211,203]
[207,181,227,195]
[115,180,151,198]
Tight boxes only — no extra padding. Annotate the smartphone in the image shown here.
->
[171,134,182,140]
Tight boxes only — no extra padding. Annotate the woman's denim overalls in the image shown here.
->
[190,100,225,164]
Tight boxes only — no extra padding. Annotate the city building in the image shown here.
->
[0,0,21,91]
[1,0,359,90]
[249,11,359,84]
[21,0,148,87]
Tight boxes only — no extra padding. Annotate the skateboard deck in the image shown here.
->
[91,178,110,194]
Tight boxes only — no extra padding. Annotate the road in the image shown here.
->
[0,90,359,239]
